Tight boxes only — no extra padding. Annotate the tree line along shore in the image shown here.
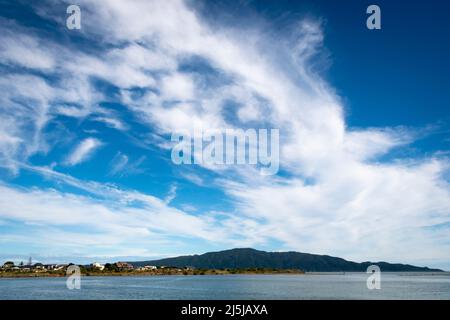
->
[0,260,304,278]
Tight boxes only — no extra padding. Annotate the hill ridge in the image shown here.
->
[129,248,443,272]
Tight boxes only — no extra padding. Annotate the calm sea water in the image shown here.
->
[1,273,449,300]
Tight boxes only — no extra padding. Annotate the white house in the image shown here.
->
[144,265,157,270]
[91,262,105,271]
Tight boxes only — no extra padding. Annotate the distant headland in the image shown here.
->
[129,248,443,272]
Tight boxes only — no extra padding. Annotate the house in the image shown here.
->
[53,264,66,271]
[43,264,66,271]
[33,263,47,272]
[33,263,45,269]
[2,261,15,270]
[136,265,157,271]
[45,264,59,270]
[144,265,157,270]
[115,262,134,270]
[91,262,105,271]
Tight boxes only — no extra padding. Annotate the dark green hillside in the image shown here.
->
[130,248,442,272]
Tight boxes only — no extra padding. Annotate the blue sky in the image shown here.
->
[0,0,449,269]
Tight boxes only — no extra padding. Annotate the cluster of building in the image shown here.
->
[135,265,158,271]
[90,261,140,271]
[113,262,135,270]
[1,261,67,272]
[1,260,187,273]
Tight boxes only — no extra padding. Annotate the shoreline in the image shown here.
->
[1,271,447,279]
[0,269,305,278]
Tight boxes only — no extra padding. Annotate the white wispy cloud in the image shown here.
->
[109,152,129,176]
[164,184,177,204]
[0,165,257,256]
[92,116,127,131]
[65,138,102,166]
[0,29,54,70]
[108,152,146,177]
